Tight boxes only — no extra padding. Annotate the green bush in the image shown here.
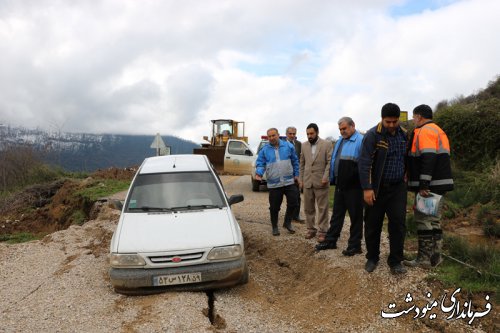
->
[434,77,500,171]
[446,165,500,208]
[70,210,86,226]
[445,235,499,272]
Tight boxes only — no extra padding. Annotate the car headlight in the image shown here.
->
[110,253,146,267]
[207,245,243,261]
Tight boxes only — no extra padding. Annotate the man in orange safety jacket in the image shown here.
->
[405,104,453,269]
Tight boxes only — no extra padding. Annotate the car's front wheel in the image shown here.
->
[239,263,249,285]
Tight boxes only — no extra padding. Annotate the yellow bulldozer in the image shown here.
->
[193,119,253,173]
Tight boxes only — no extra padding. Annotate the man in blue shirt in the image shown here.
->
[315,117,364,256]
[256,128,300,236]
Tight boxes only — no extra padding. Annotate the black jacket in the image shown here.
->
[358,122,408,195]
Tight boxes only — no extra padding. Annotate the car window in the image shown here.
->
[227,141,247,155]
[125,171,225,211]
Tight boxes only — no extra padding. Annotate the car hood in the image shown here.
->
[115,209,236,253]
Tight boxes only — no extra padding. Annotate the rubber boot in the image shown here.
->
[404,231,432,268]
[430,230,443,267]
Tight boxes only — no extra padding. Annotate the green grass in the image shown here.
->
[431,235,500,303]
[328,186,335,208]
[76,179,131,201]
[70,210,87,226]
[0,232,45,244]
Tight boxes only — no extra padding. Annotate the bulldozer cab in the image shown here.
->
[206,119,248,146]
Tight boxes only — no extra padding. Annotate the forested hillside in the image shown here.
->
[435,76,500,171]
[0,126,199,171]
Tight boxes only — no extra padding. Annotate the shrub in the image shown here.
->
[446,164,500,208]
[434,78,500,171]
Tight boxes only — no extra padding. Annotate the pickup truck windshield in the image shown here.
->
[125,171,225,212]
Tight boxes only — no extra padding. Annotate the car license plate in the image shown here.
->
[153,272,202,286]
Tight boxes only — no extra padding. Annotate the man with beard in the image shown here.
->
[255,128,300,236]
[299,123,333,243]
[359,103,408,275]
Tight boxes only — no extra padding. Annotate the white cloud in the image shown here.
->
[0,0,499,148]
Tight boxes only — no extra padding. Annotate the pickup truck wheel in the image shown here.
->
[251,179,260,192]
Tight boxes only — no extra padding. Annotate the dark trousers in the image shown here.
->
[364,182,407,267]
[325,187,364,250]
[269,184,298,227]
[293,183,301,219]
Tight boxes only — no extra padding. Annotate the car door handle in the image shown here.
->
[226,156,230,159]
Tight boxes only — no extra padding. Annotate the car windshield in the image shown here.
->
[125,171,226,212]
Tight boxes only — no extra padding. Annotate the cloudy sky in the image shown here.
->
[1,0,499,147]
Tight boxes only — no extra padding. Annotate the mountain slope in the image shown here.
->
[0,125,200,171]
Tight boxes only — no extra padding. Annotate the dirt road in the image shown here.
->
[0,176,494,332]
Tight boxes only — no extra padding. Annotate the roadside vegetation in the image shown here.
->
[411,76,500,303]
[0,145,133,243]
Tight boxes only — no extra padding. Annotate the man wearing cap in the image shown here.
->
[358,103,408,274]
[404,104,453,268]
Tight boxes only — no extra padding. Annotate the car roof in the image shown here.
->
[139,154,211,174]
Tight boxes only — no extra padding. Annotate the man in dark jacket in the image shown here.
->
[404,104,453,268]
[315,117,364,256]
[286,126,304,223]
[358,103,408,274]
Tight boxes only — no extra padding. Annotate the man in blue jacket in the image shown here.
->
[315,117,364,255]
[255,128,300,236]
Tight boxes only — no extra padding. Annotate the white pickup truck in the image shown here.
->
[250,138,269,191]
[223,139,256,176]
[222,138,268,192]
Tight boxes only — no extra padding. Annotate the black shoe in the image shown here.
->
[272,226,280,236]
[390,263,407,275]
[342,248,362,256]
[293,217,305,223]
[282,223,296,234]
[365,260,378,273]
[315,241,337,251]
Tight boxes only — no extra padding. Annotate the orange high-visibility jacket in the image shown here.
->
[407,121,453,193]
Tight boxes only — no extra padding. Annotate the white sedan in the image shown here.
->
[109,154,248,295]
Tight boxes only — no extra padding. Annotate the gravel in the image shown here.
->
[0,175,493,332]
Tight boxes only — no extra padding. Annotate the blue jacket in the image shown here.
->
[256,140,299,188]
[329,131,363,189]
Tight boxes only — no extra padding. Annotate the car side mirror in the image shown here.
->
[228,194,244,205]
[244,149,253,156]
